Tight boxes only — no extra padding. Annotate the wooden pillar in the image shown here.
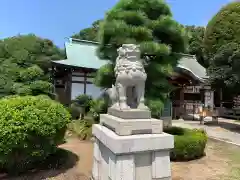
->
[179,85,185,119]
[65,68,72,105]
[200,115,204,124]
[220,88,223,108]
[212,107,219,124]
[51,65,55,97]
[84,72,87,94]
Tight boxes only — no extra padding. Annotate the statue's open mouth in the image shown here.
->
[126,51,140,59]
[127,56,138,60]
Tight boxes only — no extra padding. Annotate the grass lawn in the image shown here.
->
[4,133,239,180]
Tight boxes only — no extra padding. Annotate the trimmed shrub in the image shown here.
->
[164,127,207,161]
[163,126,185,136]
[0,95,71,173]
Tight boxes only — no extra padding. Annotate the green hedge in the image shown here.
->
[0,95,71,174]
[164,127,207,161]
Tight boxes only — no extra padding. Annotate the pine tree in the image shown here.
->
[95,0,188,117]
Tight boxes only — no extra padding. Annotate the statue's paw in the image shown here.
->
[137,104,149,110]
[120,103,130,110]
[112,104,119,108]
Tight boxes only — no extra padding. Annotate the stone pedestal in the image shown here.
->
[204,90,214,109]
[91,108,174,180]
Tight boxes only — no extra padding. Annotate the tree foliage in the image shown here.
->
[95,0,188,116]
[208,43,240,93]
[204,2,240,95]
[72,20,102,41]
[0,34,65,97]
[204,2,240,59]
[185,25,207,68]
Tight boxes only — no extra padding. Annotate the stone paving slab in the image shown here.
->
[172,119,240,145]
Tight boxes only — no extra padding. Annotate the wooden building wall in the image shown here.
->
[53,67,103,105]
[52,65,211,120]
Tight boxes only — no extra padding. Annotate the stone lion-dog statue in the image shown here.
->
[107,44,148,110]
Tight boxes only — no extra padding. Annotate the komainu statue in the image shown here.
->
[107,44,148,110]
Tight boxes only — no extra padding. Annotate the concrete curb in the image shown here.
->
[208,136,240,147]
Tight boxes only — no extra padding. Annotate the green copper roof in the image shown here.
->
[52,38,207,81]
[52,39,109,69]
[177,54,207,81]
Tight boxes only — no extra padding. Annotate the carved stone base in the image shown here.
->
[108,107,151,119]
[92,124,173,180]
[100,114,163,136]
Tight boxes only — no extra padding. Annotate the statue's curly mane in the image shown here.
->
[115,44,143,75]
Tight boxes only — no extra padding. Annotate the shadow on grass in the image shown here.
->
[204,121,240,134]
[1,148,79,180]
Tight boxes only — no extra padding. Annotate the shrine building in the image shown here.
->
[51,38,213,120]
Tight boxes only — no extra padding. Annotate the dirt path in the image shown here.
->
[6,136,240,180]
[57,138,93,180]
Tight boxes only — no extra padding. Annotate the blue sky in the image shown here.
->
[0,0,232,48]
